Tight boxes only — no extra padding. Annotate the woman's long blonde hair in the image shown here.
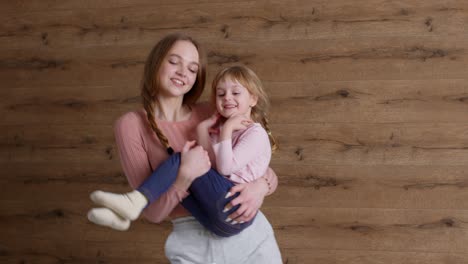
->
[141,33,207,154]
[211,65,278,152]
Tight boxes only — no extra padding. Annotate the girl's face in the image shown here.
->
[215,77,258,118]
[158,40,200,99]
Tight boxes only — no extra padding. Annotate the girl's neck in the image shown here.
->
[155,96,191,122]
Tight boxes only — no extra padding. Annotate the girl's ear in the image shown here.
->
[249,94,258,107]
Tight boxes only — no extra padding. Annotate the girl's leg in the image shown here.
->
[89,153,182,221]
[91,152,254,235]
[87,207,130,231]
[182,169,255,237]
[140,152,254,237]
[137,153,182,204]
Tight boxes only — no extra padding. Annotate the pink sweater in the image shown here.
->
[212,123,271,184]
[114,102,277,223]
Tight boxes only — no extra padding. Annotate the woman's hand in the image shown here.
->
[224,178,270,223]
[174,141,211,191]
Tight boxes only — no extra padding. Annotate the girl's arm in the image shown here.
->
[214,126,270,179]
[213,117,264,176]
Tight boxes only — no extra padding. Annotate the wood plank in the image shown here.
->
[268,164,468,209]
[3,202,468,253]
[1,125,115,149]
[204,36,468,83]
[0,238,170,264]
[3,239,468,264]
[1,0,466,49]
[1,37,466,90]
[0,161,126,185]
[0,200,171,243]
[271,122,468,166]
[263,207,468,253]
[1,79,467,125]
[280,249,468,264]
[268,79,468,123]
[1,123,467,164]
[3,241,468,264]
[1,165,468,210]
[271,208,467,254]
[0,0,238,13]
[0,85,139,126]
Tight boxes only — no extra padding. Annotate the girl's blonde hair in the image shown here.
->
[141,33,207,154]
[211,65,278,152]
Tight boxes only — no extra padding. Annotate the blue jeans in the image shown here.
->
[137,153,254,237]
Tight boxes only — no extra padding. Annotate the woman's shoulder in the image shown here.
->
[114,109,147,131]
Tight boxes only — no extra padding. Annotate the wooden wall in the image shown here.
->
[1,0,467,263]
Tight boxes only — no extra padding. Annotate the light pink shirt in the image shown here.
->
[212,123,271,184]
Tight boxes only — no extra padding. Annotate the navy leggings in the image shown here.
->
[137,153,254,237]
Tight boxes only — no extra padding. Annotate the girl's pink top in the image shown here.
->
[114,102,277,223]
[212,123,271,184]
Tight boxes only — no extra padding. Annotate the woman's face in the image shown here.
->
[158,40,200,99]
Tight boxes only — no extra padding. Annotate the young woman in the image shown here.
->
[88,33,282,263]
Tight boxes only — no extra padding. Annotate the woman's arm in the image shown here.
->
[114,113,186,222]
[196,114,219,164]
[114,112,210,223]
[224,167,278,223]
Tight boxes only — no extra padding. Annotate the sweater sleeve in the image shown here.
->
[114,112,188,223]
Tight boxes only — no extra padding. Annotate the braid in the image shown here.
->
[261,115,278,152]
[141,88,174,155]
[252,106,278,152]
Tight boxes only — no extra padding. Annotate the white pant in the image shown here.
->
[165,211,282,264]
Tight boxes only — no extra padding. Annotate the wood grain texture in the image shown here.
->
[1,0,466,49]
[1,80,467,125]
[1,37,467,89]
[1,0,466,263]
[1,123,466,164]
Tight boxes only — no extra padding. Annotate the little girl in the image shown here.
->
[88,65,277,237]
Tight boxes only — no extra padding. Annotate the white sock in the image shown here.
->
[87,208,131,231]
[90,190,148,221]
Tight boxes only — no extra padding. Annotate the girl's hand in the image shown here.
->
[223,178,269,223]
[198,113,221,129]
[175,141,211,190]
[224,115,252,132]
